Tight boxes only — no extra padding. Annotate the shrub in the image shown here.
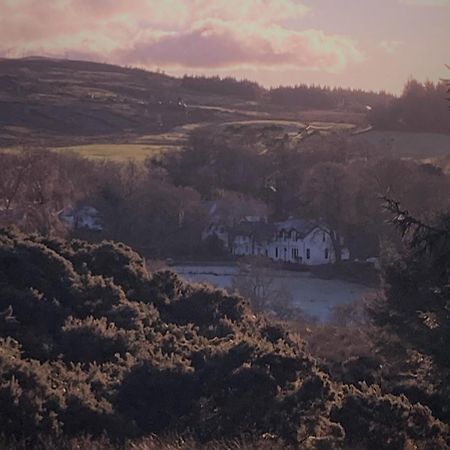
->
[0,229,448,449]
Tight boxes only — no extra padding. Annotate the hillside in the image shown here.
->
[0,57,369,148]
[0,58,260,146]
[1,58,448,166]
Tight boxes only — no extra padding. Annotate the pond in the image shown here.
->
[174,264,372,322]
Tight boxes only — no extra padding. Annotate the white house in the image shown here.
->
[230,218,349,266]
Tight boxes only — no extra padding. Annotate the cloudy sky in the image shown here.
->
[1,0,448,93]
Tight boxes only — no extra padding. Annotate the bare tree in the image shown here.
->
[0,147,95,235]
[300,162,355,263]
[231,257,294,318]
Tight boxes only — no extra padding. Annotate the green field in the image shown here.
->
[52,123,203,162]
[56,143,168,162]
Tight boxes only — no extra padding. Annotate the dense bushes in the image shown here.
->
[0,229,448,449]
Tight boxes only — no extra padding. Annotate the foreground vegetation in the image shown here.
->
[0,436,295,449]
[0,225,449,449]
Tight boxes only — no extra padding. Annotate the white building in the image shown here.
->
[230,218,349,266]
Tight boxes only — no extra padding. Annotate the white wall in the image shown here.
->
[302,229,334,265]
[231,227,339,266]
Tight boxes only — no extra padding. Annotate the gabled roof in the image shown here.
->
[275,219,323,238]
[231,221,275,242]
[229,217,328,242]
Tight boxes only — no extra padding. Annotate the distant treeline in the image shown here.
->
[181,75,450,133]
[181,75,264,100]
[267,84,394,112]
[368,79,450,133]
[181,74,394,111]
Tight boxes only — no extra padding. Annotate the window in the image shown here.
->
[306,248,311,260]
[275,247,279,259]
[325,248,329,259]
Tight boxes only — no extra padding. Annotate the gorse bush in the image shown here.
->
[0,228,448,449]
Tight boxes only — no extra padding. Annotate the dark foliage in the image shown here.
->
[181,75,263,100]
[0,229,448,449]
[267,84,393,112]
[365,200,450,431]
[368,79,450,133]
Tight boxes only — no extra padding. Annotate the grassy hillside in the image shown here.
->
[0,58,256,147]
[0,57,367,149]
[56,124,198,162]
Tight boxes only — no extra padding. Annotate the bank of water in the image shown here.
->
[174,264,372,321]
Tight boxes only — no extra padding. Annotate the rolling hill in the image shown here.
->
[0,57,366,148]
[2,57,449,167]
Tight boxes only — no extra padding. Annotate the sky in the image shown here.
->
[0,0,449,93]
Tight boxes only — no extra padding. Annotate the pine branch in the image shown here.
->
[381,196,450,257]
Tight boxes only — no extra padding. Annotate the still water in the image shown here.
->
[174,264,371,321]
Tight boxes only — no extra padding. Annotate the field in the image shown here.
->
[55,143,165,162]
[48,125,450,164]
[54,124,200,162]
[50,120,360,162]
[352,130,450,174]
[3,120,450,166]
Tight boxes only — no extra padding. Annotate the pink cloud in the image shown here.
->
[116,21,363,72]
[0,0,362,74]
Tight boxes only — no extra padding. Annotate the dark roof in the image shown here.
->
[275,219,322,238]
[231,221,275,242]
